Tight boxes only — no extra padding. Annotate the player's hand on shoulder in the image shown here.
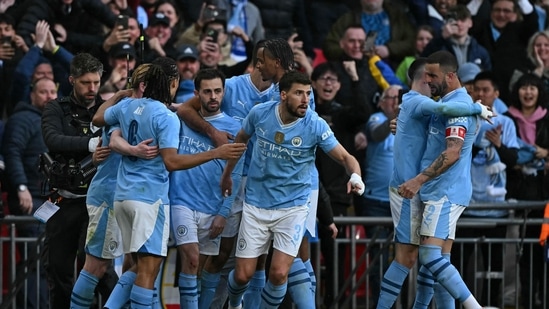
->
[475,101,494,124]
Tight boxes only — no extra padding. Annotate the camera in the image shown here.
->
[39,153,97,191]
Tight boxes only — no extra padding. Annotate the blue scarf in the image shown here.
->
[361,11,391,46]
[229,0,248,62]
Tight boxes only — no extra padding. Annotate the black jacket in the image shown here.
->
[250,0,314,58]
[2,102,47,197]
[41,94,103,193]
[470,10,538,102]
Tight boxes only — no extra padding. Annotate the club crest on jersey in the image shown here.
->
[291,136,302,147]
[275,132,285,144]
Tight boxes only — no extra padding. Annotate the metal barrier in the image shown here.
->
[0,216,46,309]
[1,200,548,309]
[328,200,549,309]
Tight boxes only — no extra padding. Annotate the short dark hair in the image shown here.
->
[194,68,226,90]
[0,13,15,26]
[408,57,428,82]
[279,71,311,93]
[311,62,340,82]
[473,71,499,91]
[447,4,472,20]
[70,53,104,78]
[426,50,458,74]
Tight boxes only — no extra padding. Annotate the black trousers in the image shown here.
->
[42,196,118,309]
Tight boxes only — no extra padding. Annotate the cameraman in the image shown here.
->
[41,53,117,309]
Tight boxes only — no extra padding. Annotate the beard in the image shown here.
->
[74,91,96,106]
[286,101,307,118]
[430,80,449,97]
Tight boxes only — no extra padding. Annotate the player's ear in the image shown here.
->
[280,90,287,101]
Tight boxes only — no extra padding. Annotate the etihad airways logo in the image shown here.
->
[256,138,303,160]
[179,135,215,153]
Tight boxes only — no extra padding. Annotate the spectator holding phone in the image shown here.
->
[153,0,186,49]
[0,13,28,116]
[196,19,254,77]
[102,14,131,55]
[324,0,415,68]
[421,5,492,70]
[143,12,177,62]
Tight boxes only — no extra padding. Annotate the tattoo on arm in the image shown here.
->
[420,137,463,179]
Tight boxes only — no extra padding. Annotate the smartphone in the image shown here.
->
[117,15,129,30]
[362,31,377,52]
[206,28,219,42]
[445,12,457,24]
[1,36,13,47]
[203,6,220,20]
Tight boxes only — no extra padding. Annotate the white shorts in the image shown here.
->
[304,189,318,237]
[389,187,425,245]
[85,202,123,259]
[235,202,308,258]
[221,210,241,238]
[171,205,221,256]
[114,199,170,257]
[420,195,465,240]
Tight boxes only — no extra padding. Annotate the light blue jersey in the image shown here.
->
[222,74,273,123]
[467,114,518,217]
[86,124,121,207]
[222,74,273,175]
[243,101,337,209]
[104,97,180,204]
[390,89,483,188]
[364,112,394,201]
[269,82,319,190]
[169,112,244,217]
[419,88,480,206]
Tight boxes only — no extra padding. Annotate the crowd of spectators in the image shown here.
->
[0,0,548,308]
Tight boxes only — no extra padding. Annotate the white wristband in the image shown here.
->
[350,173,365,196]
[88,137,100,152]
